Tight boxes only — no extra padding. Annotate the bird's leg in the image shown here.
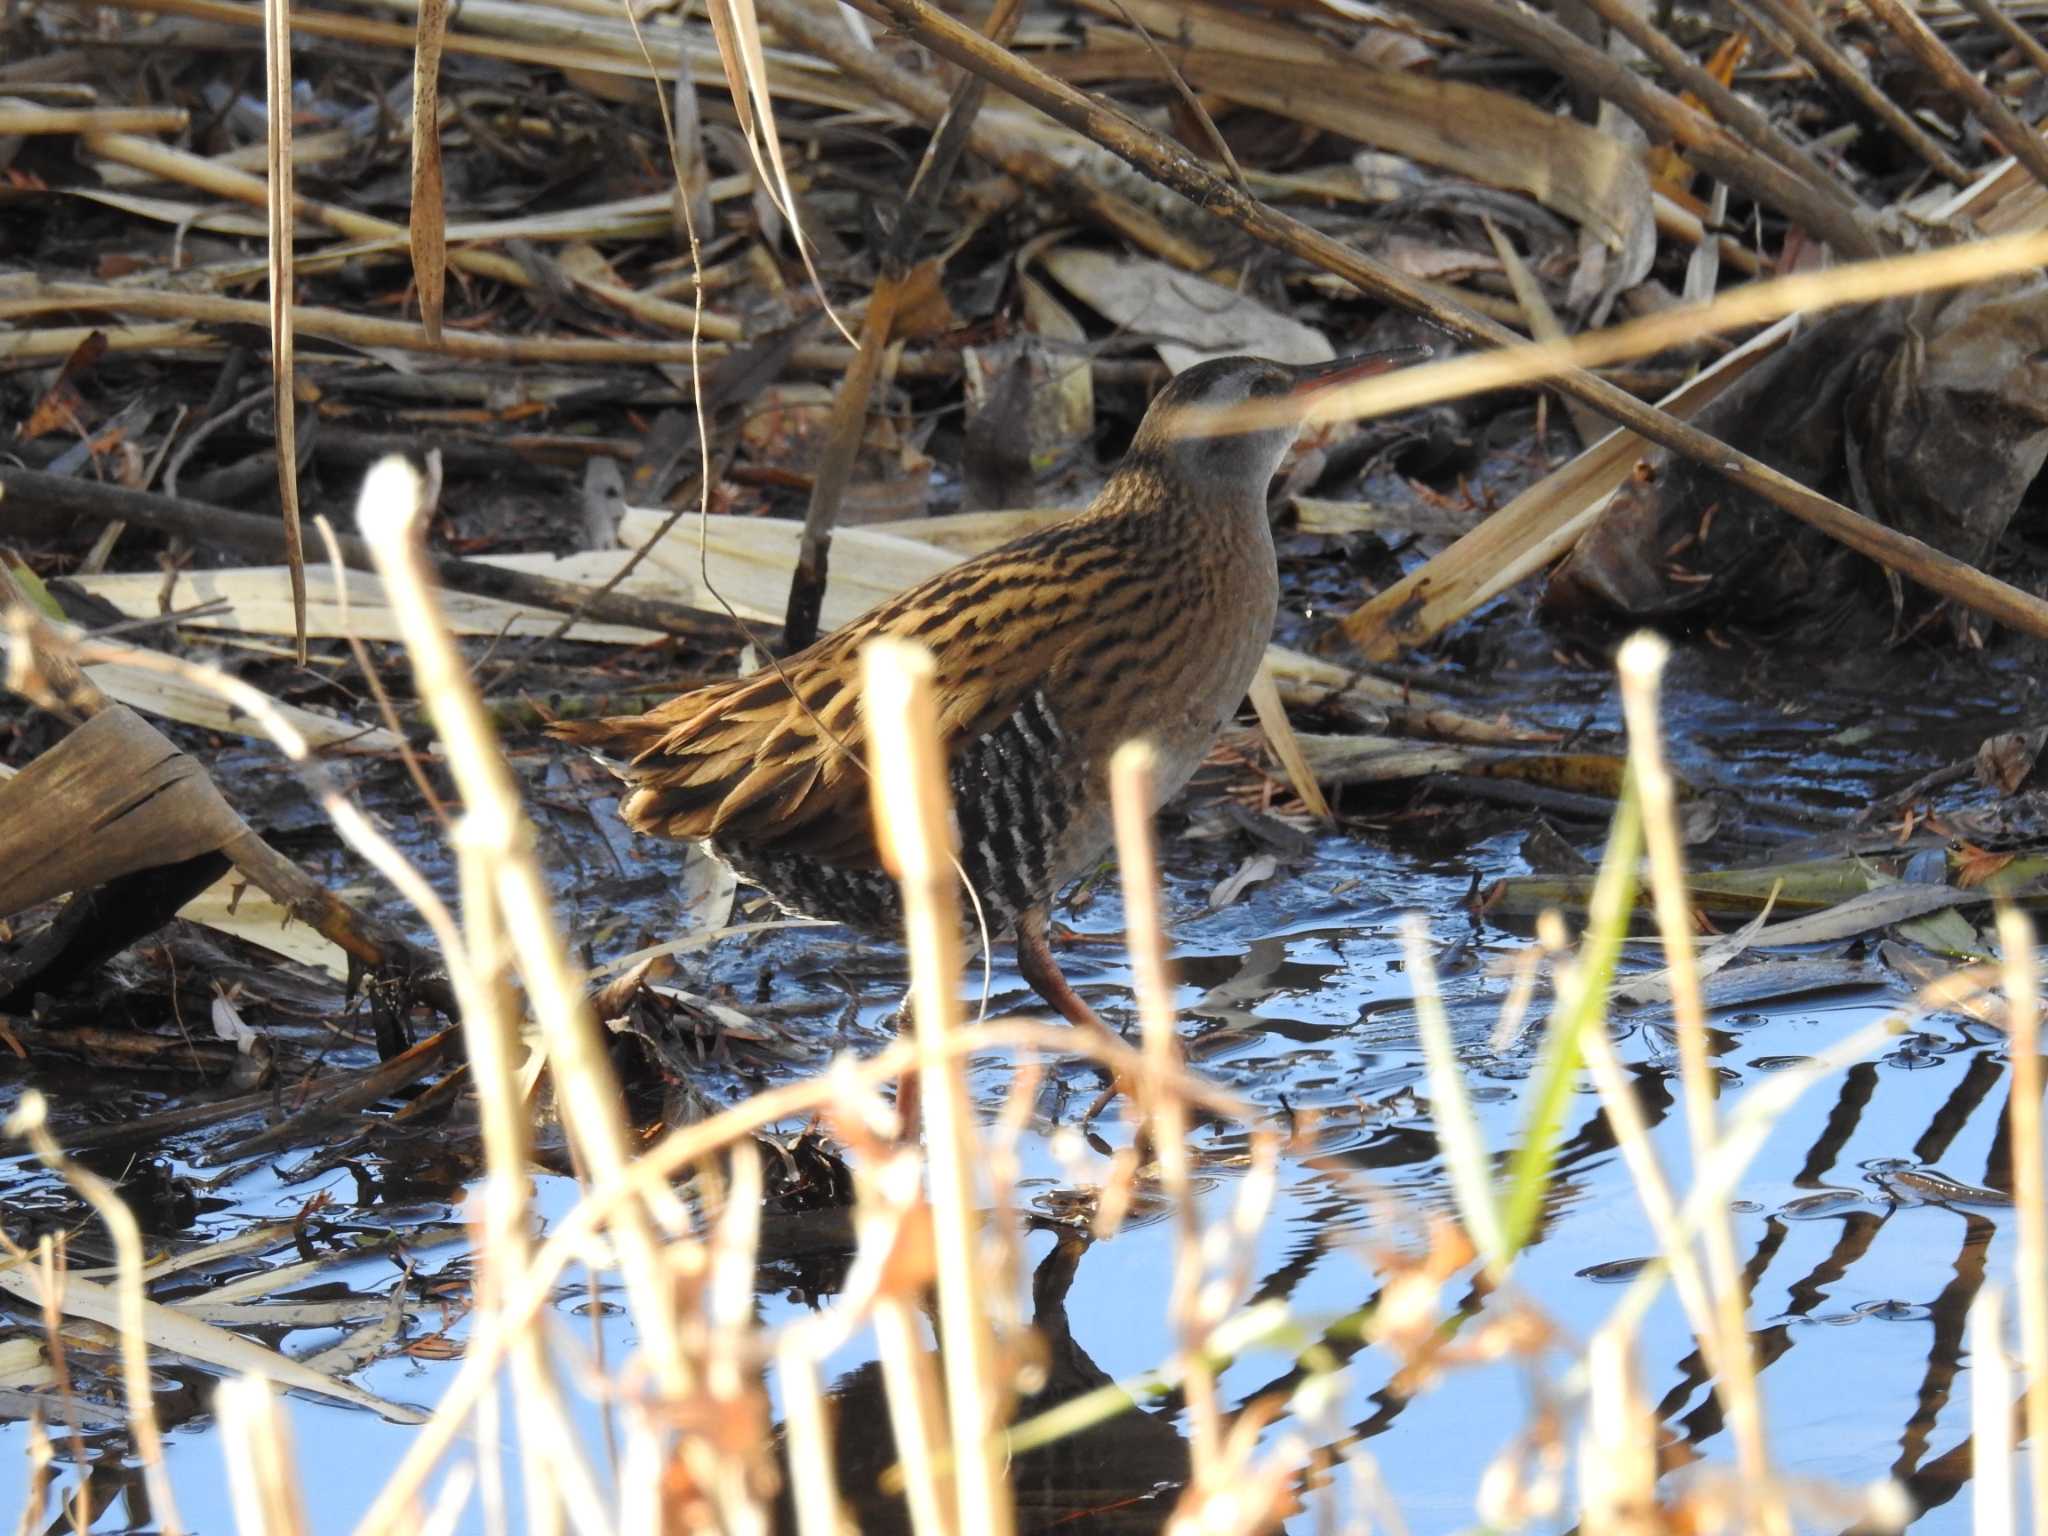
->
[1014,907,1115,1038]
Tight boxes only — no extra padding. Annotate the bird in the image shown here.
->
[549,349,1417,1033]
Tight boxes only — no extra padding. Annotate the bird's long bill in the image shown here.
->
[1181,345,1435,441]
[1288,344,1432,430]
[1284,344,1433,397]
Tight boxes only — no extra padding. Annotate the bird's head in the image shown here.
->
[1124,348,1427,498]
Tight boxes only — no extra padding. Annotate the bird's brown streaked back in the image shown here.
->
[548,508,1143,867]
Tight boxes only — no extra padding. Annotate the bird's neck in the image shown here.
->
[1086,455,1273,552]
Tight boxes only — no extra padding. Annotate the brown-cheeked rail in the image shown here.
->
[550,349,1419,1033]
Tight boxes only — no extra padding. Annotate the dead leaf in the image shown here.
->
[1976,726,2047,794]
[1040,247,1333,370]
[1954,841,2017,888]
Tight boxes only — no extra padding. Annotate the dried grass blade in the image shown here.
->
[1111,742,1222,1470]
[1247,661,1331,821]
[263,0,306,664]
[5,1096,185,1532]
[706,0,855,343]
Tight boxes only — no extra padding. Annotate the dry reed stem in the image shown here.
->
[1580,1327,1657,1536]
[353,458,710,1528]
[0,283,816,368]
[1995,908,2048,1534]
[1246,664,1331,822]
[262,0,305,664]
[450,820,574,1534]
[703,1143,770,1530]
[1239,229,2048,441]
[14,1412,53,1536]
[862,636,1014,1536]
[77,131,535,288]
[0,103,189,133]
[1616,633,1781,1526]
[1975,1285,2018,1536]
[1576,1012,1785,1516]
[775,1340,843,1536]
[409,0,450,343]
[5,1095,184,1536]
[1402,913,1506,1266]
[844,1141,955,1535]
[26,1234,89,1528]
[1110,741,1222,1472]
[215,1377,309,1536]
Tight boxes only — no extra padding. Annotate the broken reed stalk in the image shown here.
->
[1573,999,1798,1523]
[1616,632,1780,1524]
[1110,740,1222,1471]
[214,1377,309,1536]
[27,628,461,1003]
[781,0,1020,653]
[860,635,1015,1536]
[5,1095,185,1536]
[408,0,450,344]
[448,794,580,1533]
[1973,1285,2017,1536]
[1580,1328,1657,1536]
[1994,907,2048,1531]
[261,0,306,665]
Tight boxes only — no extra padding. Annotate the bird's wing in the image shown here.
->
[549,522,1124,867]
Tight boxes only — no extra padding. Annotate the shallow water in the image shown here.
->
[3,635,2043,1532]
